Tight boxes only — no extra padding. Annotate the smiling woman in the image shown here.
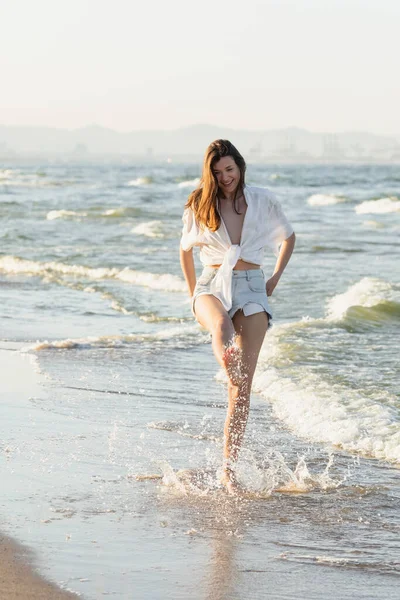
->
[179,139,296,493]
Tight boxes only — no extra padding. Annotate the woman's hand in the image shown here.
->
[266,272,281,296]
[266,233,296,296]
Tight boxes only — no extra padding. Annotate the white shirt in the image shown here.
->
[180,185,294,311]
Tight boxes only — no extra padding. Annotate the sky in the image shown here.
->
[1,0,399,135]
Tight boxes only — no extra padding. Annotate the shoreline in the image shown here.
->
[0,344,79,599]
[0,533,77,599]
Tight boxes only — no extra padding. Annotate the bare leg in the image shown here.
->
[194,295,242,383]
[222,310,269,493]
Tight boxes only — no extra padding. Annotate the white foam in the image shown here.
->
[0,169,15,179]
[177,178,200,189]
[116,268,185,291]
[0,255,186,292]
[101,208,127,217]
[238,452,341,494]
[46,209,87,220]
[0,173,51,188]
[154,451,341,497]
[101,207,140,218]
[24,337,103,351]
[307,194,345,206]
[102,208,118,216]
[131,220,164,238]
[248,284,400,464]
[355,197,400,214]
[22,325,202,352]
[326,277,397,321]
[127,176,152,186]
[253,360,400,464]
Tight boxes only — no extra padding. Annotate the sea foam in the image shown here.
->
[253,363,400,464]
[177,178,200,189]
[307,194,345,206]
[355,197,400,214]
[46,209,88,220]
[127,176,153,186]
[131,220,164,238]
[0,255,186,292]
[326,277,399,322]
[250,278,400,464]
[22,325,203,352]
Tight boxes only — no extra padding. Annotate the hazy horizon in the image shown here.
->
[2,0,399,136]
[1,122,399,137]
[2,122,399,163]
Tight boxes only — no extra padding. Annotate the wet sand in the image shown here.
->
[0,534,77,599]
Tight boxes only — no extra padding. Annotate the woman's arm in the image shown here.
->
[266,232,296,296]
[180,246,197,298]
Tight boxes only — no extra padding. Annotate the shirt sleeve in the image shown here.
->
[180,207,199,251]
[268,192,294,256]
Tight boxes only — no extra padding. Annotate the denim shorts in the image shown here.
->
[192,267,272,323]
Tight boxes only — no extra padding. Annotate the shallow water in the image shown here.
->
[0,162,399,598]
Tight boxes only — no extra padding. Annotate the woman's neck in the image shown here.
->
[218,187,243,203]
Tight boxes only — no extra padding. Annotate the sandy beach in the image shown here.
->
[0,534,76,599]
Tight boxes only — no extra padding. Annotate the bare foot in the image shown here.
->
[220,466,243,496]
[222,345,242,386]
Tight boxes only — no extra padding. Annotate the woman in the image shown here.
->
[180,139,295,494]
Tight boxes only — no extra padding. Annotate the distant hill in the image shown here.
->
[0,123,399,161]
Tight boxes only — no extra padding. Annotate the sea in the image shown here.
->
[0,161,399,599]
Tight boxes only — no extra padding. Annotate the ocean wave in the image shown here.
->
[22,325,204,352]
[46,209,88,220]
[0,172,69,188]
[127,176,153,186]
[247,282,400,464]
[0,255,186,292]
[311,245,363,253]
[307,194,346,206]
[48,207,142,220]
[138,315,193,324]
[338,302,400,329]
[326,277,400,323]
[355,197,400,214]
[280,552,400,574]
[0,177,42,188]
[177,178,200,189]
[0,169,15,179]
[131,220,165,238]
[253,358,400,464]
[101,207,141,218]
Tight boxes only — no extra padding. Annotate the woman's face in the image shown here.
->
[212,156,241,196]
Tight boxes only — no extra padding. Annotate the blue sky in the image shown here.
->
[1,0,398,134]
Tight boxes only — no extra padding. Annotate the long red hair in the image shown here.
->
[186,139,246,231]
